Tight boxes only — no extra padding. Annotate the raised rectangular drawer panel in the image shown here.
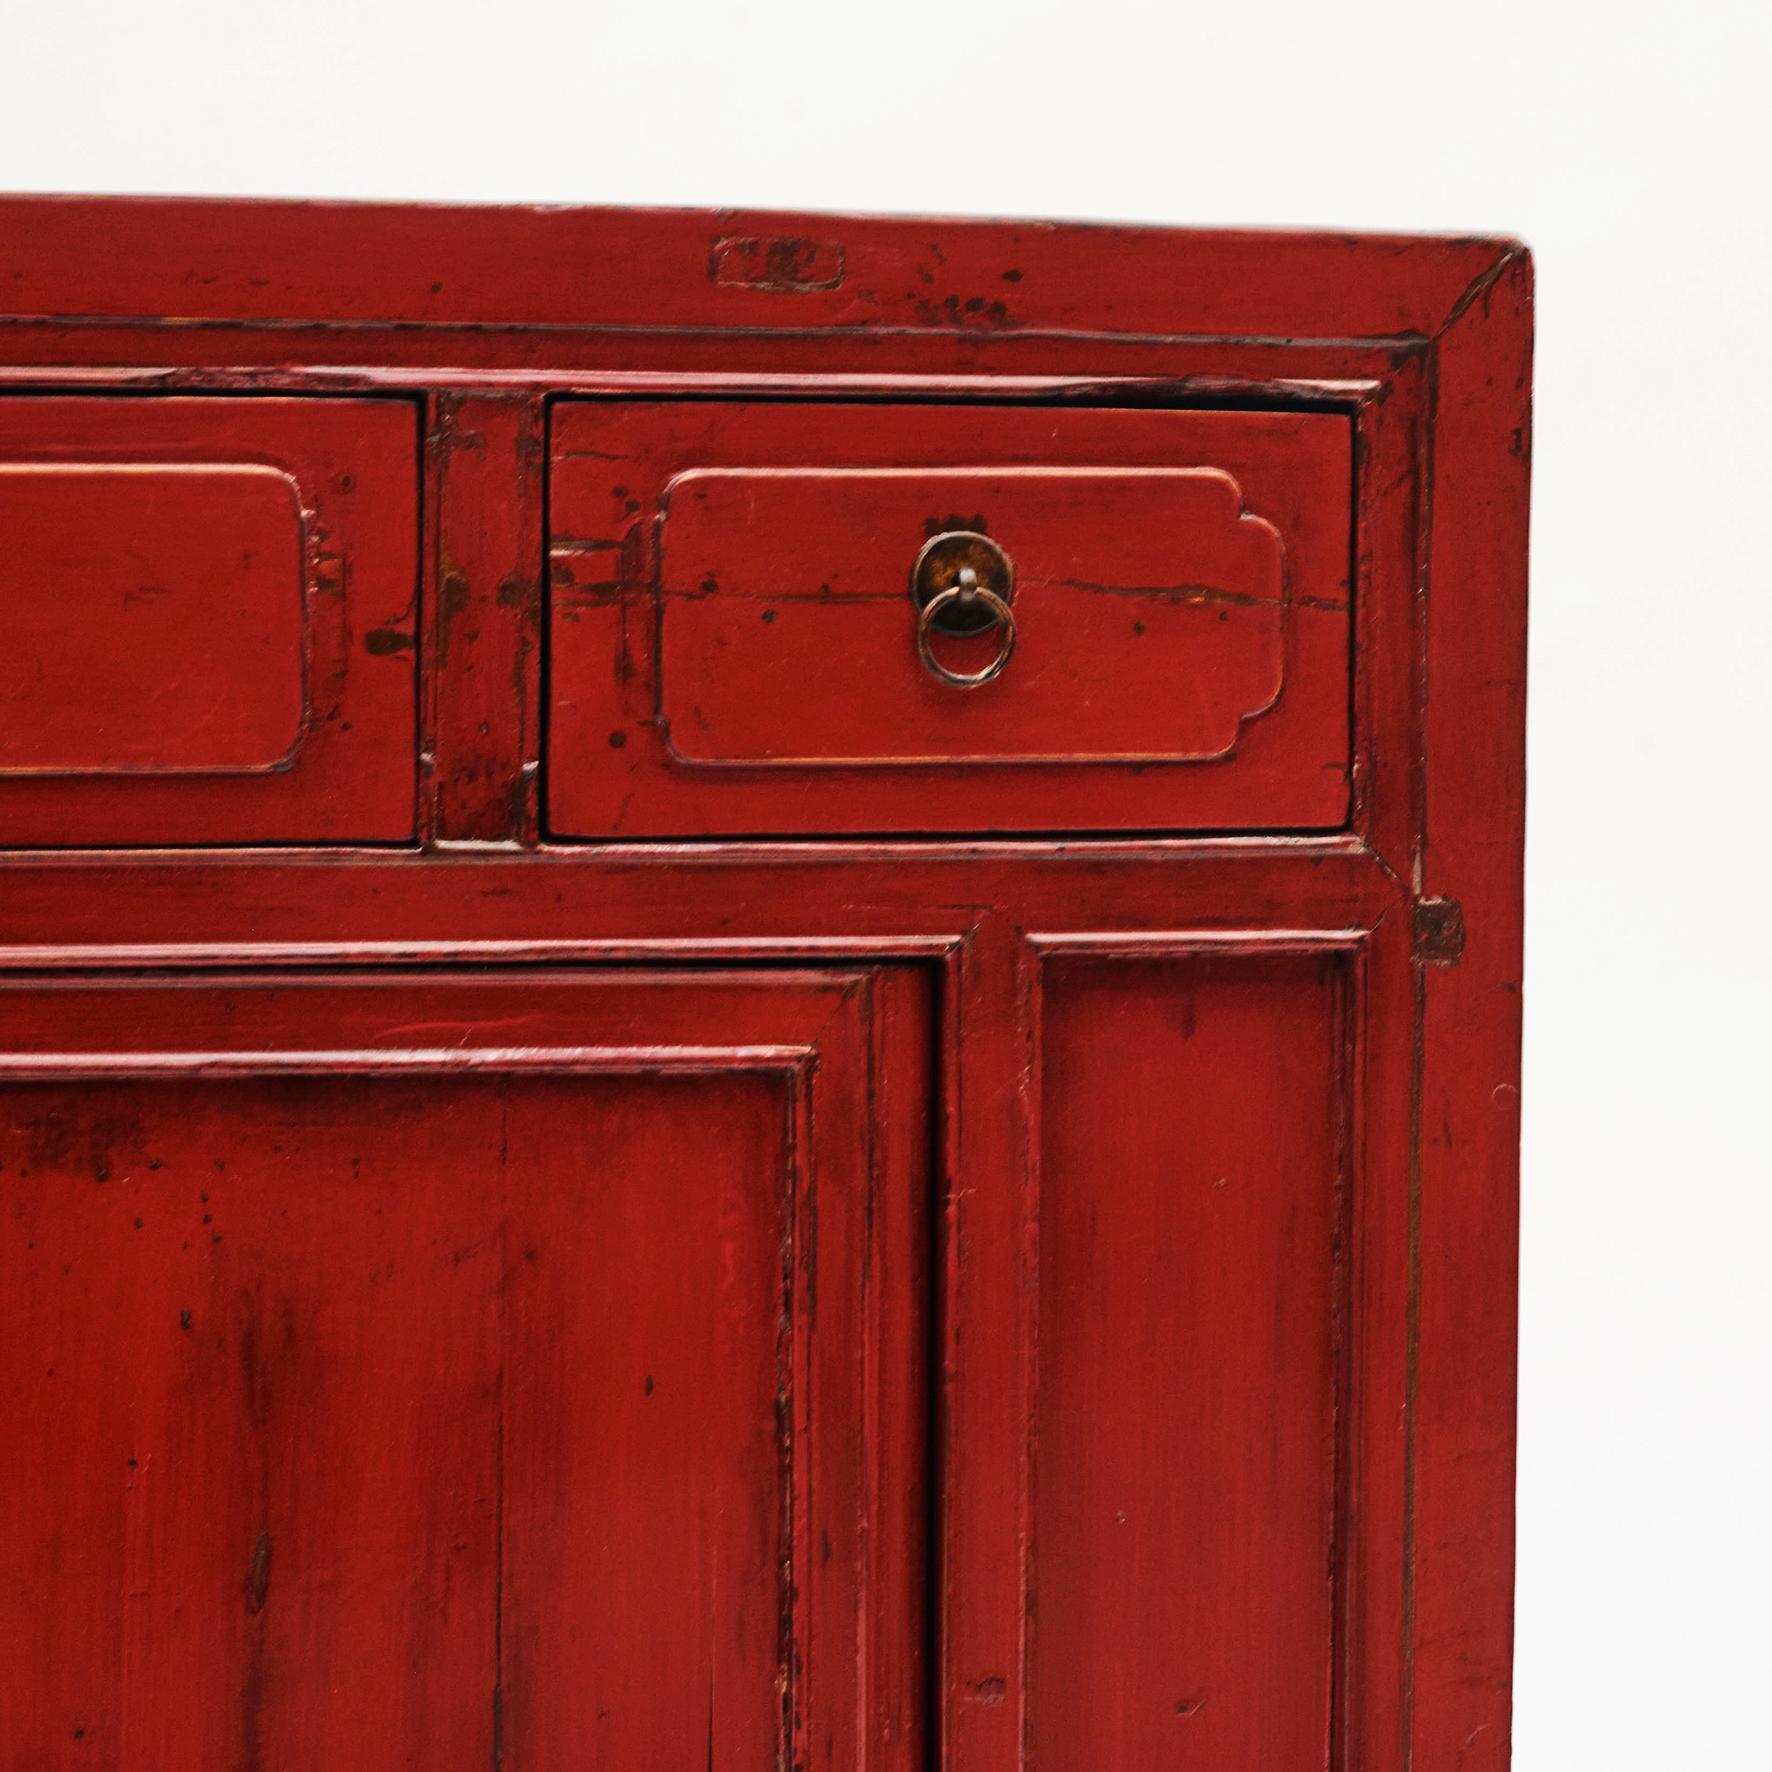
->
[548,402,1353,837]
[0,397,419,845]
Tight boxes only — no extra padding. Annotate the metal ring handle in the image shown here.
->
[916,581,1017,687]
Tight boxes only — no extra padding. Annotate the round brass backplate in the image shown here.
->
[910,530,1015,636]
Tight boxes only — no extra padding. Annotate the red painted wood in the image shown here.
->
[1030,945,1350,1766]
[498,1073,805,1769]
[425,393,544,843]
[0,970,930,1772]
[0,199,1529,1772]
[549,402,1351,835]
[1,1073,501,1767]
[0,465,304,772]
[1410,248,1533,1772]
[0,195,1506,343]
[660,468,1306,762]
[0,398,419,845]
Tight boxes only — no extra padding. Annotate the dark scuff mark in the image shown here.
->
[22,1105,144,1183]
[244,1532,271,1614]
[241,1535,270,1772]
[364,626,415,655]
[1413,897,1467,967]
[1436,245,1529,340]
[238,1308,268,1430]
[435,567,472,667]
[911,292,1016,331]
[1049,576,1347,614]
[241,1658,265,1772]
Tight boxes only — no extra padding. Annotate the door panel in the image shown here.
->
[3,1072,503,1767]
[1030,945,1351,1769]
[499,1073,790,1769]
[0,970,931,1772]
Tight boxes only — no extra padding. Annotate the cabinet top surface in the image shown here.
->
[0,193,1524,343]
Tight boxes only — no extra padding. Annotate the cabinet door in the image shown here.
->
[0,969,930,1772]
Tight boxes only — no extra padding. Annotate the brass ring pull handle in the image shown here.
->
[910,530,1017,688]
[916,578,1017,687]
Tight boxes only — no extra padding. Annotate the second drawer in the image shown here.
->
[547,400,1353,837]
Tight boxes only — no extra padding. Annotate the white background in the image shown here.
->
[5,3,1769,1764]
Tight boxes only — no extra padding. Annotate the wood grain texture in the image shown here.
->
[0,970,931,1772]
[656,466,1307,763]
[425,393,544,843]
[0,199,1529,1772]
[0,463,305,773]
[549,401,1353,836]
[1409,247,1533,1772]
[1030,946,1350,1768]
[0,195,1507,341]
[0,1072,502,1768]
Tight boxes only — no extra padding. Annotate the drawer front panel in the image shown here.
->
[0,398,419,845]
[661,466,1299,764]
[0,465,305,774]
[549,401,1353,836]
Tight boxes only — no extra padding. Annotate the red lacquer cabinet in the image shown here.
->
[0,198,1530,1772]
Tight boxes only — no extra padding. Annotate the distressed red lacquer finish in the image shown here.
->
[0,396,419,845]
[548,401,1352,835]
[1030,943,1353,1765]
[0,196,1529,1772]
[0,970,931,1770]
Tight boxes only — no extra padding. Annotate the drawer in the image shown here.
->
[0,397,418,845]
[548,401,1352,836]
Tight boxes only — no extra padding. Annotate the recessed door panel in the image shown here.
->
[0,971,930,1772]
[1031,946,1351,1768]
